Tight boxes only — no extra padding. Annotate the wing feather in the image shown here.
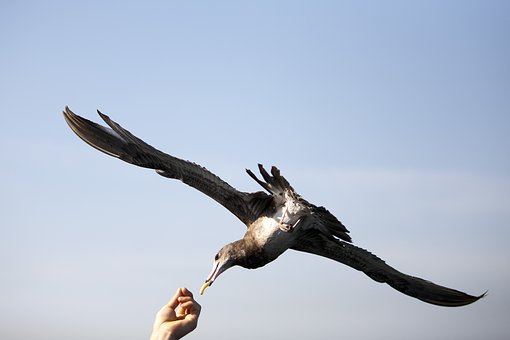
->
[292,232,485,307]
[63,106,269,225]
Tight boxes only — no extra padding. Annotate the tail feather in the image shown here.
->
[246,164,295,195]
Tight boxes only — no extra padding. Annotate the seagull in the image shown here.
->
[63,106,485,307]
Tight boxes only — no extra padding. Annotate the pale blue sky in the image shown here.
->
[1,1,509,339]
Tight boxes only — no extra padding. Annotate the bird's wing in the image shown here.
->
[291,231,485,307]
[63,106,270,225]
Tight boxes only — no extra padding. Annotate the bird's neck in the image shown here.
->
[230,237,271,269]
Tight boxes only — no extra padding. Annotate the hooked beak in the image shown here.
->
[200,261,221,295]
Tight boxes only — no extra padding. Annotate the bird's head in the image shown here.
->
[199,241,246,295]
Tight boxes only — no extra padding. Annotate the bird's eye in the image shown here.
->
[215,253,219,261]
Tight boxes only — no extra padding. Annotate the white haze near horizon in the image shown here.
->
[1,1,509,339]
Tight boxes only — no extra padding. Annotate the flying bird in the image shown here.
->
[63,106,484,307]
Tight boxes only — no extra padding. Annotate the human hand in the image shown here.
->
[150,287,201,340]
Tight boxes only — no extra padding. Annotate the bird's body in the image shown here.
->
[249,217,293,260]
[63,106,485,307]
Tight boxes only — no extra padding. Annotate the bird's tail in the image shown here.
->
[246,164,295,196]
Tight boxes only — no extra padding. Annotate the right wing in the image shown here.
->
[292,231,485,307]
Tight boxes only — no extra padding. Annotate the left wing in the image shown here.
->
[63,106,270,225]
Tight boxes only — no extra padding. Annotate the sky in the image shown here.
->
[1,1,509,339]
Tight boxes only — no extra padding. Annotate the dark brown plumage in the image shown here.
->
[63,106,485,307]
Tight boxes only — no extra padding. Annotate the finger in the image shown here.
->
[154,288,183,324]
[181,287,194,298]
[180,300,201,316]
[177,296,192,303]
[167,287,184,310]
[177,299,196,314]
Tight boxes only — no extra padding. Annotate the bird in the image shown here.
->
[63,106,485,307]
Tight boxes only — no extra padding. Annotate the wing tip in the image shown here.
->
[460,290,487,306]
[62,106,80,131]
[97,109,110,122]
[423,289,487,307]
[63,105,73,119]
[476,290,488,302]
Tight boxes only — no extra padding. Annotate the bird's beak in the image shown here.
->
[200,261,221,295]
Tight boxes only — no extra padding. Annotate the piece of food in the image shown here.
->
[200,281,211,295]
